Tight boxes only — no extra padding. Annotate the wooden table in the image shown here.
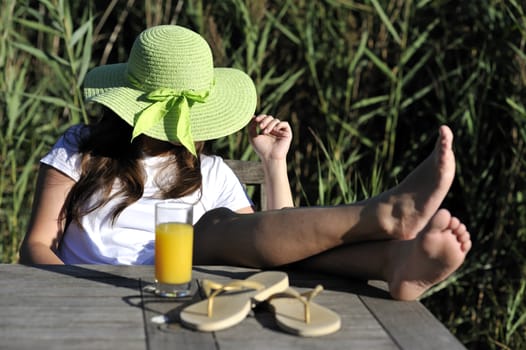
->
[0,264,465,349]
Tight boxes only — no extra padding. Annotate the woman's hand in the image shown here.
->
[248,114,292,161]
[248,114,294,209]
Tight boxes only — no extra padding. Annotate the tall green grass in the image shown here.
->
[1,0,525,348]
[0,0,91,261]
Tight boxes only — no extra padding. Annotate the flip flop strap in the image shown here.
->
[272,284,324,324]
[201,279,265,317]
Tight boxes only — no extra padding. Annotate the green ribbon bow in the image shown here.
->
[132,87,209,156]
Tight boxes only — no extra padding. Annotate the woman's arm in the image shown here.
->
[19,164,74,264]
[248,114,294,210]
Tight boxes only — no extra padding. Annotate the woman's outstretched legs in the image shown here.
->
[295,209,472,300]
[194,126,457,268]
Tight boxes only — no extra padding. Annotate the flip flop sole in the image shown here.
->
[268,290,341,337]
[180,293,253,331]
[180,271,289,332]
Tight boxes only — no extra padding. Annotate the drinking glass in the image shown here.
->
[154,200,194,297]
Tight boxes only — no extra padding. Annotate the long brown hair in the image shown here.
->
[60,108,204,227]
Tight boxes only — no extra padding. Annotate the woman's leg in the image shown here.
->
[194,126,456,267]
[293,209,472,300]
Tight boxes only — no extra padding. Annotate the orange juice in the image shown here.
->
[155,222,193,284]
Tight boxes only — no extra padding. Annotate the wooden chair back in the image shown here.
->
[224,159,266,211]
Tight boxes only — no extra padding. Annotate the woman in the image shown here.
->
[19,25,471,301]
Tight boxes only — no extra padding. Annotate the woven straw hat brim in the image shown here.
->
[83,63,257,142]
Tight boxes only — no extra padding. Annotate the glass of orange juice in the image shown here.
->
[154,200,194,297]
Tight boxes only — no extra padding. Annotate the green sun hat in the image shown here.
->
[83,25,257,155]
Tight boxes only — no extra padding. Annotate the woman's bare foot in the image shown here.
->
[387,209,471,301]
[358,125,456,241]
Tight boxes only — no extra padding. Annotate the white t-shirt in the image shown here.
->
[41,125,252,265]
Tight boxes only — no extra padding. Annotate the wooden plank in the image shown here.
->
[0,339,143,350]
[0,264,146,350]
[224,159,265,184]
[224,159,266,210]
[140,279,217,350]
[361,280,466,350]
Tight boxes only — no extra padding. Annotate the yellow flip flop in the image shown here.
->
[180,271,289,332]
[266,285,341,337]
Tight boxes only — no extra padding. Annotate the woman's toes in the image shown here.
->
[450,216,461,230]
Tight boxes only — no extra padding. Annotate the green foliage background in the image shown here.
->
[1,0,525,348]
